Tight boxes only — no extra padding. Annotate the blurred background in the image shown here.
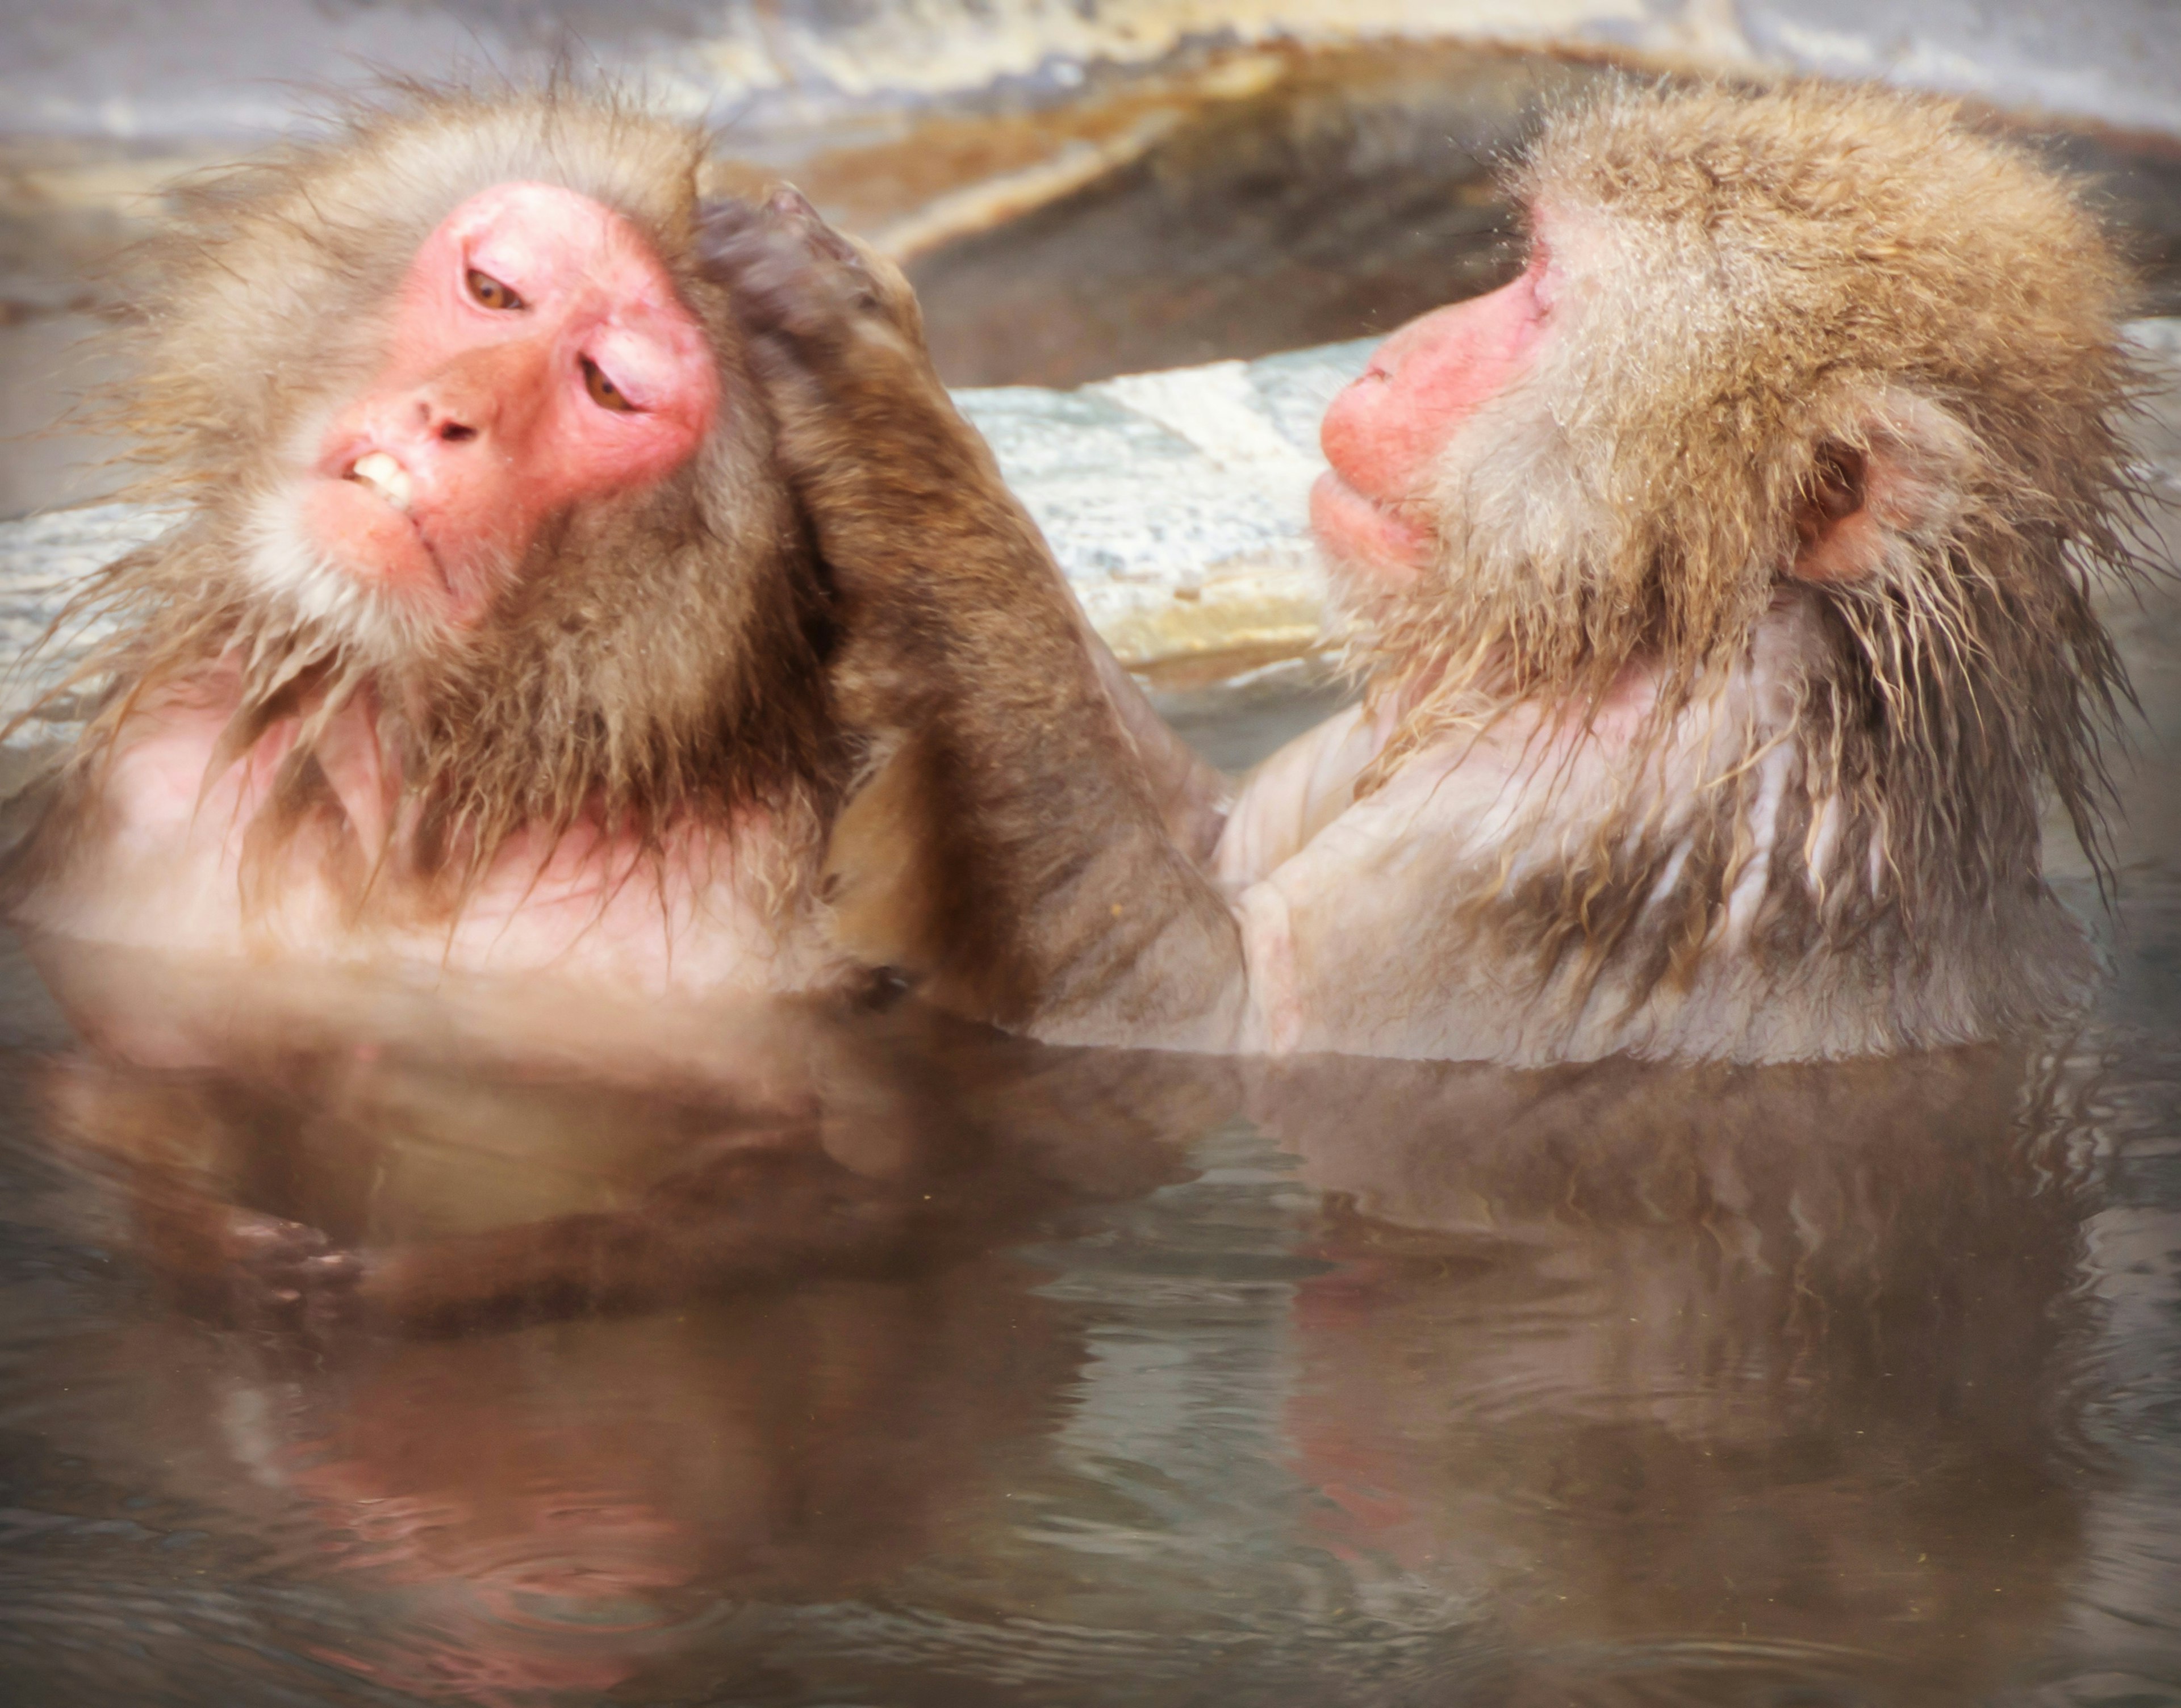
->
[3,0,2179,520]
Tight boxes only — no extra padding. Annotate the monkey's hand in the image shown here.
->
[204,1208,366,1342]
[694,187,1034,618]
[696,187,925,361]
[698,191,1246,1048]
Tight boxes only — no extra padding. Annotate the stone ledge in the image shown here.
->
[0,337,1377,742]
[6,320,2177,744]
[956,336,1373,669]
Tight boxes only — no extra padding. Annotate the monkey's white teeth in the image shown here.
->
[348,451,413,513]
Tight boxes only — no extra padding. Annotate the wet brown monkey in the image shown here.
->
[709,80,2155,1064]
[9,84,1218,1000]
[0,83,1226,1328]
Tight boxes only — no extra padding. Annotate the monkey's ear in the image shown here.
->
[1790,393,1974,585]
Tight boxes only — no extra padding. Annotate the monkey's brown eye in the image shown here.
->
[466,269,524,311]
[582,356,637,413]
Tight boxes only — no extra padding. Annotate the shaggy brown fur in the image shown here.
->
[707,83,2154,1069]
[13,83,843,924]
[697,191,1246,1040]
[705,79,2159,1062]
[1357,81,2151,1022]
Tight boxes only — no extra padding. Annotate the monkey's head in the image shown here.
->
[1321,80,2147,908]
[78,87,837,889]
[295,177,719,635]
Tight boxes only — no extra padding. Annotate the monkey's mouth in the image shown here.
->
[306,453,465,613]
[345,451,415,513]
[1310,469,1434,580]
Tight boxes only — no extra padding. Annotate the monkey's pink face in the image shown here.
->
[303,183,718,626]
[1311,246,1554,590]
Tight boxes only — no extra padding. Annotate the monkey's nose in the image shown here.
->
[405,353,519,446]
[417,395,486,445]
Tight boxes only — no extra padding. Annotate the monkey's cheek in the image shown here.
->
[302,481,454,610]
[1309,471,1432,591]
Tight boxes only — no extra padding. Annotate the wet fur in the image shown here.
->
[693,192,1248,1041]
[702,81,2159,1062]
[1349,82,2154,1044]
[11,85,844,931]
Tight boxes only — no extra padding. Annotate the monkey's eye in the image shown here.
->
[582,356,637,413]
[466,269,524,312]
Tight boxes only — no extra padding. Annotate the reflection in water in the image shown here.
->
[1263,1050,2098,1703]
[6,463,2181,1697]
[24,941,1218,1336]
[148,1270,1077,1701]
[6,70,2179,1702]
[0,911,2164,1703]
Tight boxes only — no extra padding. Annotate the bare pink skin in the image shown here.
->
[21,189,839,999]
[1309,250,1552,588]
[1217,248,1571,928]
[303,182,719,625]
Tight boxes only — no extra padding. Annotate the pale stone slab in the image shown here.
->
[6,321,2175,747]
[0,338,1379,742]
[956,336,1373,668]
[0,501,159,747]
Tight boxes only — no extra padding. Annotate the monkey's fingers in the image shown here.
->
[223,1210,367,1341]
[696,187,889,350]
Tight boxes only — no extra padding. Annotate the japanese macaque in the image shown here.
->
[1,86,1244,1327]
[7,89,861,996]
[720,81,2153,1062]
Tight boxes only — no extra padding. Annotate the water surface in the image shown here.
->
[0,617,2176,1707]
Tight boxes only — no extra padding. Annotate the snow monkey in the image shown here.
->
[715,81,2153,1062]
[11,86,1210,1000]
[0,83,1234,1333]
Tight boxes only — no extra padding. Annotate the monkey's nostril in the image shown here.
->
[438,422,478,443]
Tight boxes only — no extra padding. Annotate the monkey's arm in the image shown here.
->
[701,195,1247,1047]
[1085,634,1232,864]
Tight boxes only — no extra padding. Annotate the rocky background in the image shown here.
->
[2,1,2177,715]
[7,3,2181,506]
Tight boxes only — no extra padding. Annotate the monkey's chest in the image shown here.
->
[22,709,836,1002]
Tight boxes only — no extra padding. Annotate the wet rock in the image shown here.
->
[0,501,144,746]
[958,336,1373,667]
[2,321,2175,744]
[6,0,2180,144]
[0,338,1379,741]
